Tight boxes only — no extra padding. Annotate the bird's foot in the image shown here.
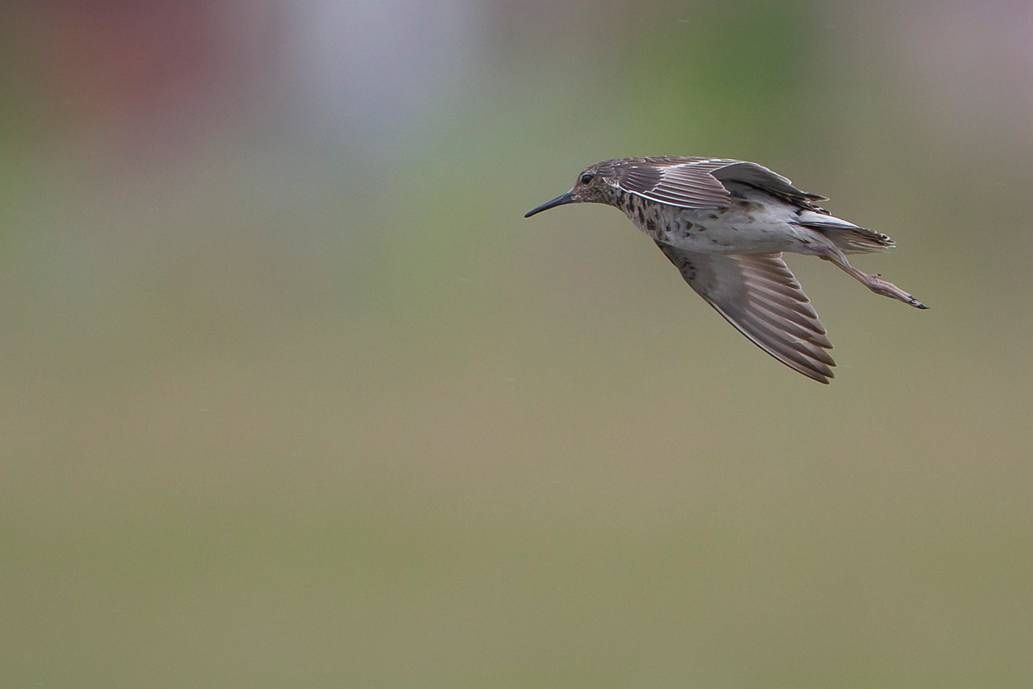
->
[867,274,928,309]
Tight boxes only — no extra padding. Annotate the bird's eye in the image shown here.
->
[580,173,595,185]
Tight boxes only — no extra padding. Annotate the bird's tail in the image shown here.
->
[793,211,895,254]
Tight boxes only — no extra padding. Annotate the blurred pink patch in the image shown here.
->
[24,2,285,150]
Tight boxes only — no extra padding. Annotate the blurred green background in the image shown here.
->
[3,2,1033,687]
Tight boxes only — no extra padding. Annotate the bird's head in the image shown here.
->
[524,162,615,218]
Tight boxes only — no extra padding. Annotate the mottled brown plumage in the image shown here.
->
[525,156,927,384]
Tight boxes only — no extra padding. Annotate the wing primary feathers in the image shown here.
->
[655,243,836,384]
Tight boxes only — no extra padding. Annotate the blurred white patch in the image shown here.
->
[285,0,481,149]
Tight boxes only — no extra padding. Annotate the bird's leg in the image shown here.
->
[819,249,928,309]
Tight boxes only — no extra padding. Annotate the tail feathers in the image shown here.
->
[794,211,895,254]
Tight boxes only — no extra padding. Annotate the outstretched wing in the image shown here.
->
[711,160,828,209]
[656,243,836,383]
[612,157,735,209]
[613,157,827,211]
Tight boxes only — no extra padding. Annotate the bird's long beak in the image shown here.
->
[524,191,574,218]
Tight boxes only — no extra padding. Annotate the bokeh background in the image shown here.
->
[3,1,1033,687]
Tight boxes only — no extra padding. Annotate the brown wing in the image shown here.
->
[612,157,735,209]
[656,242,836,383]
[711,161,829,211]
[612,156,827,211]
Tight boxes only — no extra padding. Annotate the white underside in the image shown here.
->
[650,187,836,256]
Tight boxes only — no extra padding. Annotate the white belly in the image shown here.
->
[649,193,819,255]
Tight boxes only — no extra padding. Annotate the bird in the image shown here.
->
[523,156,927,384]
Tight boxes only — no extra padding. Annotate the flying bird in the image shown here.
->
[524,156,927,384]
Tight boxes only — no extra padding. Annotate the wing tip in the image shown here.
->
[809,368,834,385]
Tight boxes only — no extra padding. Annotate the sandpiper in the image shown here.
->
[524,156,927,383]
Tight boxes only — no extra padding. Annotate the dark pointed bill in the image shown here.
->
[524,191,574,218]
